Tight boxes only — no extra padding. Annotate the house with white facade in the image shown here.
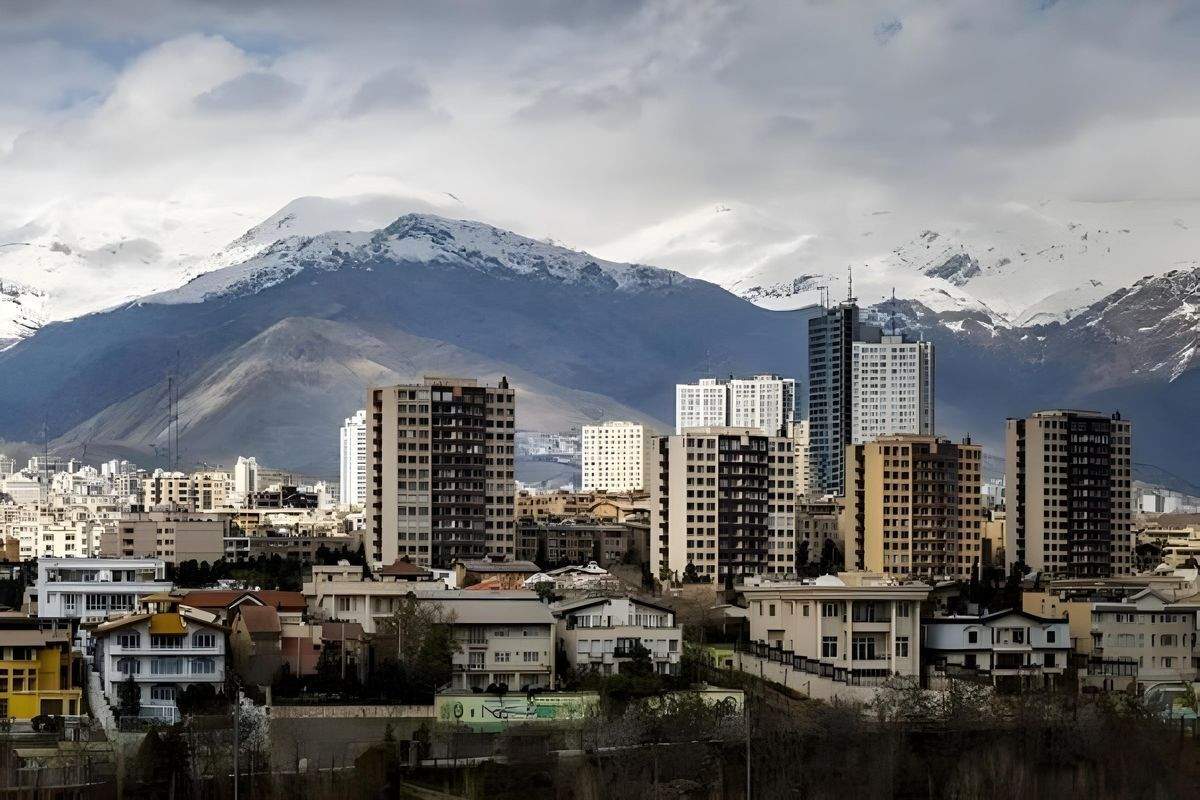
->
[35,557,171,629]
[91,595,227,723]
[922,610,1070,688]
[552,595,682,676]
[740,573,931,691]
[431,591,556,692]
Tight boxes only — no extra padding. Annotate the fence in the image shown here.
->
[736,640,901,688]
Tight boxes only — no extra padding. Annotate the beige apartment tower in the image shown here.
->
[367,377,516,568]
[1005,410,1133,579]
[650,427,796,582]
[842,434,984,580]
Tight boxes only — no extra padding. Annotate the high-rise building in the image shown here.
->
[650,427,796,582]
[1005,410,1133,578]
[842,434,984,580]
[581,421,651,493]
[807,302,862,496]
[339,409,368,507]
[851,335,935,444]
[366,376,516,568]
[233,456,258,503]
[675,375,796,436]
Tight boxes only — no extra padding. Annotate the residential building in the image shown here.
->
[0,614,82,719]
[454,555,542,590]
[552,596,682,676]
[808,302,862,496]
[651,427,796,582]
[432,591,556,691]
[194,471,233,511]
[142,471,197,510]
[1005,410,1134,578]
[796,498,841,566]
[366,376,516,568]
[302,564,447,634]
[91,595,226,723]
[922,610,1070,688]
[742,573,931,683]
[516,516,645,567]
[581,421,651,493]
[233,456,258,504]
[339,410,368,508]
[850,335,934,444]
[101,511,228,565]
[842,435,984,580]
[36,557,170,626]
[516,490,651,522]
[176,589,308,627]
[1085,588,1199,692]
[675,375,796,437]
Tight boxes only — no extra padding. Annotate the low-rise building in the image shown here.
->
[922,610,1070,688]
[35,558,170,627]
[303,563,446,634]
[741,573,931,685]
[0,613,82,719]
[1085,588,1199,693]
[102,511,228,565]
[431,591,556,692]
[516,516,642,567]
[453,556,542,590]
[91,595,227,723]
[552,595,681,676]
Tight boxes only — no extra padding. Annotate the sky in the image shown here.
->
[3,0,1200,277]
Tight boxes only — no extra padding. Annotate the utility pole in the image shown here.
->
[744,684,752,800]
[233,689,241,800]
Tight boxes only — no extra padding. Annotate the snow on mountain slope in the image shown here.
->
[143,213,693,307]
[596,198,1200,329]
[0,192,463,343]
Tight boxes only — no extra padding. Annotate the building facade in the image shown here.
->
[842,435,984,581]
[651,428,795,582]
[553,596,682,676]
[1005,410,1134,578]
[581,421,651,493]
[36,558,171,627]
[366,377,516,568]
[850,335,934,444]
[339,409,367,508]
[807,302,861,496]
[922,610,1070,688]
[0,615,81,719]
[101,511,228,565]
[675,375,796,437]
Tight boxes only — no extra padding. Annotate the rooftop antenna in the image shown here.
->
[890,287,897,335]
[846,265,854,303]
[40,415,49,506]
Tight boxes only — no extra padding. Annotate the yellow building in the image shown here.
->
[0,615,81,719]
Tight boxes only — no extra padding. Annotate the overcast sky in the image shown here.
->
[4,0,1200,266]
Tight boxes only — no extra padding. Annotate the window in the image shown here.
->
[1011,629,1025,644]
[895,637,909,658]
[1046,630,1056,644]
[1163,657,1175,668]
[821,636,838,658]
[190,658,215,675]
[523,651,538,663]
[150,686,176,702]
[336,596,353,613]
[118,633,141,649]
[151,635,183,649]
[495,652,510,663]
[1044,653,1055,668]
[802,604,810,617]
[851,636,876,661]
[151,658,183,675]
[193,633,216,649]
[897,601,911,618]
[821,602,839,618]
[967,630,978,644]
[116,657,141,675]
[63,594,78,613]
[768,604,776,617]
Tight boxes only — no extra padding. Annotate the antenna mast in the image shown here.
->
[890,287,897,335]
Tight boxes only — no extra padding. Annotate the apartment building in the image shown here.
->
[0,614,81,719]
[101,511,228,565]
[233,456,259,503]
[516,490,650,522]
[796,498,841,566]
[675,375,796,437]
[581,421,651,493]
[515,516,644,567]
[842,435,984,581]
[302,564,447,634]
[807,302,862,496]
[922,610,1070,688]
[366,377,516,568]
[651,428,796,582]
[339,409,368,508]
[1005,410,1134,578]
[141,471,198,510]
[553,596,682,676]
[743,573,931,682]
[92,595,226,723]
[850,335,934,444]
[1085,588,1199,693]
[36,557,171,626]
[434,591,556,692]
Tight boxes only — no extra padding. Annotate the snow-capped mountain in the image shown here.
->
[0,192,464,348]
[145,213,690,307]
[596,198,1200,330]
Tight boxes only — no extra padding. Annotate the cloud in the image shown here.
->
[195,71,302,112]
[345,69,433,117]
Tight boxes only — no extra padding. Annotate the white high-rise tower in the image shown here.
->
[339,409,368,507]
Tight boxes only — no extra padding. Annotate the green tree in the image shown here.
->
[117,674,140,719]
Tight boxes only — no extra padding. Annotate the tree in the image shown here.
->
[682,562,702,584]
[117,674,140,719]
[372,597,461,702]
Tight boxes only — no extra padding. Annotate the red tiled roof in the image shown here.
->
[182,590,307,612]
[239,605,281,635]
